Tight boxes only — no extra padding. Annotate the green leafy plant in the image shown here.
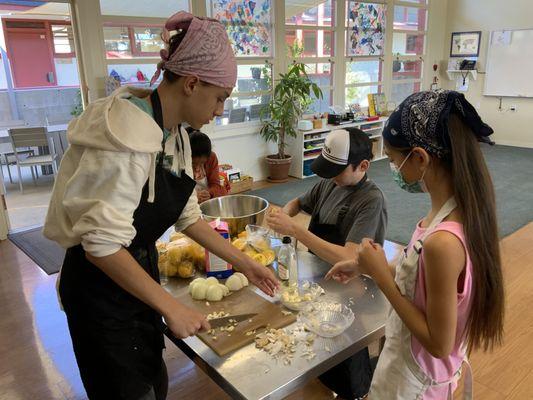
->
[71,89,83,117]
[260,42,322,159]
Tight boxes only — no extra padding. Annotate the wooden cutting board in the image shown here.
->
[176,288,296,356]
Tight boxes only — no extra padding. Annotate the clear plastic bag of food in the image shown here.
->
[231,225,276,266]
[157,236,205,278]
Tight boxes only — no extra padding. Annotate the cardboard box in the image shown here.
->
[205,220,233,279]
[230,175,253,194]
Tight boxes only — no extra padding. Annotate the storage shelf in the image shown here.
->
[446,69,477,81]
[290,117,388,179]
[304,137,326,143]
[304,145,324,152]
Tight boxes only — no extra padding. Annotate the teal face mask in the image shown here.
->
[390,151,427,193]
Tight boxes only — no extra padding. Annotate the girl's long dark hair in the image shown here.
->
[446,114,504,352]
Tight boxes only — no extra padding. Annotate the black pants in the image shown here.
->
[318,348,373,399]
[65,313,167,400]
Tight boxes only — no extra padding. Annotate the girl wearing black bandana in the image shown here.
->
[326,90,504,399]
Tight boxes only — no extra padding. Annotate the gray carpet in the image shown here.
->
[249,145,533,244]
[9,226,65,274]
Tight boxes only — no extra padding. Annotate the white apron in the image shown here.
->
[370,197,473,400]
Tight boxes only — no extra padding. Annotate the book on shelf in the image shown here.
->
[367,93,387,117]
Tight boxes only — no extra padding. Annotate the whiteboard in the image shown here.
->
[484,29,533,97]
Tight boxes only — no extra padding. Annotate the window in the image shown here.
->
[99,0,190,18]
[209,0,273,57]
[285,1,335,113]
[51,24,75,57]
[346,2,386,56]
[99,1,190,90]
[286,1,335,59]
[397,0,427,4]
[216,63,273,125]
[133,27,164,55]
[391,81,421,104]
[345,84,381,108]
[285,0,334,26]
[391,0,427,105]
[305,62,333,113]
[103,24,164,59]
[107,64,157,85]
[103,26,131,59]
[344,2,385,108]
[208,1,274,125]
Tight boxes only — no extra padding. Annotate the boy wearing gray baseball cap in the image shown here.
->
[267,127,388,399]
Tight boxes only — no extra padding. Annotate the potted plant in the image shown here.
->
[260,42,322,182]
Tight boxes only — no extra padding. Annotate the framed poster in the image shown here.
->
[450,31,481,57]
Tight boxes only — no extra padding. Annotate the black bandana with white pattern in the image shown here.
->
[382,90,493,158]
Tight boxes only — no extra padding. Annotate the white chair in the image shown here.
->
[0,120,34,183]
[46,114,71,155]
[8,127,58,194]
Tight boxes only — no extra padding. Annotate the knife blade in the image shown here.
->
[207,313,257,328]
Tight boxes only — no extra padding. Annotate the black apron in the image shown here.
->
[59,89,196,400]
[310,176,373,400]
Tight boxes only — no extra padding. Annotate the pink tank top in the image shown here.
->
[409,221,473,399]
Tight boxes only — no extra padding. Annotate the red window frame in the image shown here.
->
[103,23,164,59]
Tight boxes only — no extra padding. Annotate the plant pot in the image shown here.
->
[265,155,292,183]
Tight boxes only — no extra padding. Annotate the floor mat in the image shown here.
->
[249,145,533,244]
[9,226,64,274]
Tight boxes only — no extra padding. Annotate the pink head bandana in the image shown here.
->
[150,11,237,88]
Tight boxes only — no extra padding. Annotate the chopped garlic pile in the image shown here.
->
[254,326,317,365]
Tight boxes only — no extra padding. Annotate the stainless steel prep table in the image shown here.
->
[162,247,399,400]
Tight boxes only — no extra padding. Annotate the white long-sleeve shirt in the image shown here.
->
[44,87,201,257]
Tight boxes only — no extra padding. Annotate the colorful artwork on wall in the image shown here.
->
[346,2,386,56]
[210,0,272,57]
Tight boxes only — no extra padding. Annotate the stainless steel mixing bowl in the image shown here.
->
[200,195,269,238]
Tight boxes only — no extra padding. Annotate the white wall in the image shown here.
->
[203,122,278,181]
[55,57,80,86]
[441,0,533,147]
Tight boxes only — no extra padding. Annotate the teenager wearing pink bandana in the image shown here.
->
[44,12,279,400]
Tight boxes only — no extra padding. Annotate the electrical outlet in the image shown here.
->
[510,105,517,112]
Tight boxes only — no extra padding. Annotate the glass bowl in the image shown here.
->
[279,282,324,311]
[298,302,355,338]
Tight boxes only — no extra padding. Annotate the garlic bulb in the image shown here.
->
[191,282,208,300]
[205,277,219,286]
[191,277,206,285]
[218,283,230,296]
[233,272,249,287]
[225,274,243,291]
[206,285,224,302]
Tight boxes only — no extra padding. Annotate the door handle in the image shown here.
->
[47,72,55,84]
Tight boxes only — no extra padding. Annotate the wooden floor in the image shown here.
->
[1,192,532,398]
